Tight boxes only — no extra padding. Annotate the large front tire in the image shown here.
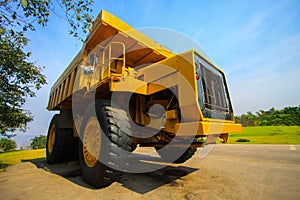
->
[79,101,134,188]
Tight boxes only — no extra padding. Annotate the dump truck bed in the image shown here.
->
[47,10,174,110]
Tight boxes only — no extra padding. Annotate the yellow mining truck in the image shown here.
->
[46,10,242,188]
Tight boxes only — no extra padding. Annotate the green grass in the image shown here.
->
[227,126,300,144]
[0,149,45,172]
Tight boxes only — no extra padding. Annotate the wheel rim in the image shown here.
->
[48,124,56,153]
[83,116,101,167]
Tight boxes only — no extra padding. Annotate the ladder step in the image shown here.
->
[110,58,125,60]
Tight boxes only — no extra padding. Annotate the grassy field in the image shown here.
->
[0,149,45,172]
[228,126,300,144]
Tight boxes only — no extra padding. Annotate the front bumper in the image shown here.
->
[175,121,242,136]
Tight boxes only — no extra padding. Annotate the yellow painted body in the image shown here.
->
[47,10,242,145]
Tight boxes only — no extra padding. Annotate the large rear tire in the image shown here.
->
[46,114,78,164]
[79,100,134,188]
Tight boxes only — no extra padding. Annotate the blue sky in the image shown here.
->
[14,0,300,141]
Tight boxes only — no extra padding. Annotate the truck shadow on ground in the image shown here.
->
[27,153,198,194]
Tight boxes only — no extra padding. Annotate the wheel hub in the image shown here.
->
[48,124,56,153]
[83,116,101,167]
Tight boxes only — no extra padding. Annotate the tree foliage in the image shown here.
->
[0,0,94,39]
[235,106,300,127]
[0,29,46,136]
[30,135,47,149]
[0,137,17,152]
[0,1,94,136]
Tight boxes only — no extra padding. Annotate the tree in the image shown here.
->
[0,29,46,136]
[236,106,300,127]
[0,0,94,136]
[30,135,47,149]
[0,137,16,152]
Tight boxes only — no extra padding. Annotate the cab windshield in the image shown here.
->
[195,53,233,120]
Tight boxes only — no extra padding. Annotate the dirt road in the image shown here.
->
[1,144,299,200]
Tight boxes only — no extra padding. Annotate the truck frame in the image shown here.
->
[46,10,242,188]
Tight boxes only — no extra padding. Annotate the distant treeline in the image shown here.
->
[235,106,300,127]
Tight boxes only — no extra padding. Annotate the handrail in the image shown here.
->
[109,42,126,74]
